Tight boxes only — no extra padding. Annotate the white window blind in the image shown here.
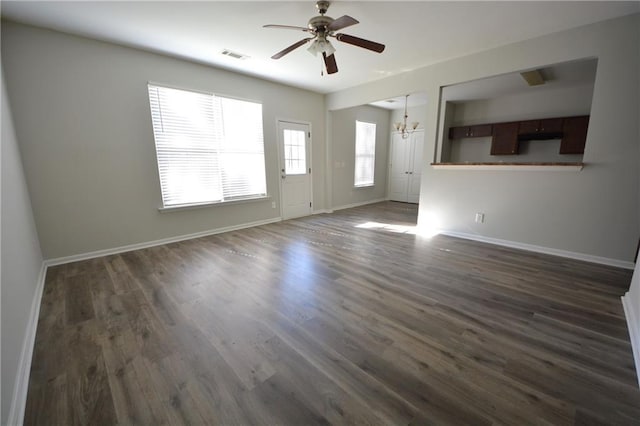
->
[354,120,376,187]
[148,84,266,208]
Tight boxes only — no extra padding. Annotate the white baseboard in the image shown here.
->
[331,198,387,212]
[621,293,640,387]
[46,217,282,267]
[7,262,47,426]
[439,231,635,270]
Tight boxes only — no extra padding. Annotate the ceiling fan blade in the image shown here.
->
[335,33,385,53]
[271,38,314,59]
[327,15,359,32]
[323,52,338,74]
[263,24,312,33]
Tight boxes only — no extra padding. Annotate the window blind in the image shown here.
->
[148,84,266,208]
[354,120,376,187]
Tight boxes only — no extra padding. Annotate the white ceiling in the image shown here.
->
[2,1,638,95]
[442,57,598,102]
[369,92,429,110]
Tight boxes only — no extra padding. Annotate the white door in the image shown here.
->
[389,132,411,202]
[407,130,424,203]
[278,121,312,219]
[388,130,424,203]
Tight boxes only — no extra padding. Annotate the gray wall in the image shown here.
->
[330,105,390,208]
[1,21,327,260]
[1,67,44,426]
[327,13,640,264]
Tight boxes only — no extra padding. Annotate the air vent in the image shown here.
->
[520,69,545,86]
[221,49,249,60]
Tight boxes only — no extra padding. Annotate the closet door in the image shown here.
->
[407,131,424,203]
[388,132,410,202]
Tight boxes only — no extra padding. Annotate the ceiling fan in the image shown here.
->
[263,0,385,75]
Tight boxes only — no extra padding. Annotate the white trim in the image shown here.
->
[313,209,333,215]
[46,217,282,267]
[7,263,47,426]
[332,198,387,212]
[431,163,584,171]
[439,230,635,269]
[621,293,640,387]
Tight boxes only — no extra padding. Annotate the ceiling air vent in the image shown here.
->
[520,69,545,86]
[221,49,249,60]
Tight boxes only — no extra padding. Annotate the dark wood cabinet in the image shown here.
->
[518,118,563,135]
[448,124,493,139]
[518,120,540,134]
[560,116,589,154]
[449,115,589,157]
[449,126,470,139]
[539,118,564,133]
[468,124,493,137]
[491,122,520,155]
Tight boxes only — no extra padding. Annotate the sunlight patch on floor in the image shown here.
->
[355,221,440,237]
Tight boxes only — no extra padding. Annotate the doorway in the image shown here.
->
[388,130,424,203]
[278,120,312,219]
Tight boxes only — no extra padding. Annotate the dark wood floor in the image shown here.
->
[25,202,639,425]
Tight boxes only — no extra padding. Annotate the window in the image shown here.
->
[148,84,267,208]
[354,120,376,187]
[283,128,307,175]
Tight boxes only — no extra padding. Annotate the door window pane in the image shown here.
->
[284,129,306,175]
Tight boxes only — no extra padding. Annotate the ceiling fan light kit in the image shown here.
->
[263,1,385,75]
[307,37,335,57]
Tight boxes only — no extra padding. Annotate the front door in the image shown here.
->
[278,121,312,219]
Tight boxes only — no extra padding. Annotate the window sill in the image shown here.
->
[158,195,271,213]
[430,162,584,171]
[354,184,375,189]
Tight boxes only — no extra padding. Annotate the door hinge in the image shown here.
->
[309,202,312,208]
[309,167,311,174]
[308,131,311,138]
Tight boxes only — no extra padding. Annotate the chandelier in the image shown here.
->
[394,94,419,139]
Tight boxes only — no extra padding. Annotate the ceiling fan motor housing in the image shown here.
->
[308,15,333,34]
[315,1,331,15]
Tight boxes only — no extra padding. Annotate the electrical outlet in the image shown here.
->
[475,213,484,223]
[271,201,276,209]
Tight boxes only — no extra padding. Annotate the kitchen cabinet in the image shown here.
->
[491,122,520,155]
[389,130,424,203]
[448,115,589,157]
[560,116,589,154]
[518,118,563,135]
[448,124,493,139]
